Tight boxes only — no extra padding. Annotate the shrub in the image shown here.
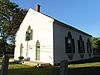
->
[18,56,24,60]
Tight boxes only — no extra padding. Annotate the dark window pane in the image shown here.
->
[78,36,85,53]
[65,32,75,53]
[72,39,75,53]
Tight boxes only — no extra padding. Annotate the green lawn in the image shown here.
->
[0,58,100,75]
[0,58,59,75]
[68,62,100,75]
[69,62,100,68]
[8,64,59,75]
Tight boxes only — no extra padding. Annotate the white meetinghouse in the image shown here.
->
[14,5,93,65]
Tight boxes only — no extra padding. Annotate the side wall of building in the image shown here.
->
[14,9,54,65]
[53,22,93,64]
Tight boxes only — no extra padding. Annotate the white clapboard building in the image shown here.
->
[14,5,93,65]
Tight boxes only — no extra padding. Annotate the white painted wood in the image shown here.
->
[14,8,93,65]
[14,8,54,65]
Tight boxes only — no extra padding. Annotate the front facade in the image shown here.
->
[14,8,93,65]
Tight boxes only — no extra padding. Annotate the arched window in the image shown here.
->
[65,32,75,60]
[87,39,92,57]
[65,32,75,53]
[36,40,40,60]
[78,35,85,58]
[20,43,23,56]
[78,35,85,53]
[25,26,33,41]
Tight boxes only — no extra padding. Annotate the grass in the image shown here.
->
[0,58,59,75]
[68,62,100,75]
[69,62,100,68]
[8,64,59,75]
[0,58,100,75]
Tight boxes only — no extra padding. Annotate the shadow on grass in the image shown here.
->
[7,62,59,75]
[7,65,100,75]
[68,67,100,75]
[69,57,100,64]
[7,62,100,75]
[1,61,100,75]
[8,66,59,75]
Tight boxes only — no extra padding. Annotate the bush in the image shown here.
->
[18,56,24,60]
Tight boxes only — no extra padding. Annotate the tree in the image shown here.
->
[92,37,100,55]
[0,39,14,54]
[0,0,27,55]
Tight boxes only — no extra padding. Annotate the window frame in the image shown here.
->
[65,32,75,53]
[25,26,33,41]
[87,39,92,53]
[78,35,85,53]
[20,43,23,56]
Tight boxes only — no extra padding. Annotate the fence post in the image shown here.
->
[0,55,9,75]
[59,60,68,75]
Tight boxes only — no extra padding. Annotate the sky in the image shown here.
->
[10,0,100,37]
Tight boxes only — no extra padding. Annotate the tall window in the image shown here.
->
[25,26,33,41]
[78,35,85,58]
[36,40,40,60]
[87,39,92,56]
[78,35,85,53]
[20,43,23,56]
[65,32,75,53]
[65,32,75,60]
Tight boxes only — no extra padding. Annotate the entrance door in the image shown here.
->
[36,40,40,61]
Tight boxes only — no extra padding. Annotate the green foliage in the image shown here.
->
[92,37,100,49]
[0,39,15,54]
[18,56,24,60]
[92,37,100,54]
[0,1,27,54]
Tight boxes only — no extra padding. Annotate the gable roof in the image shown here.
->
[29,8,92,37]
[54,20,92,37]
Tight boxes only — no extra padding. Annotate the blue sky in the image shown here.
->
[11,0,100,37]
